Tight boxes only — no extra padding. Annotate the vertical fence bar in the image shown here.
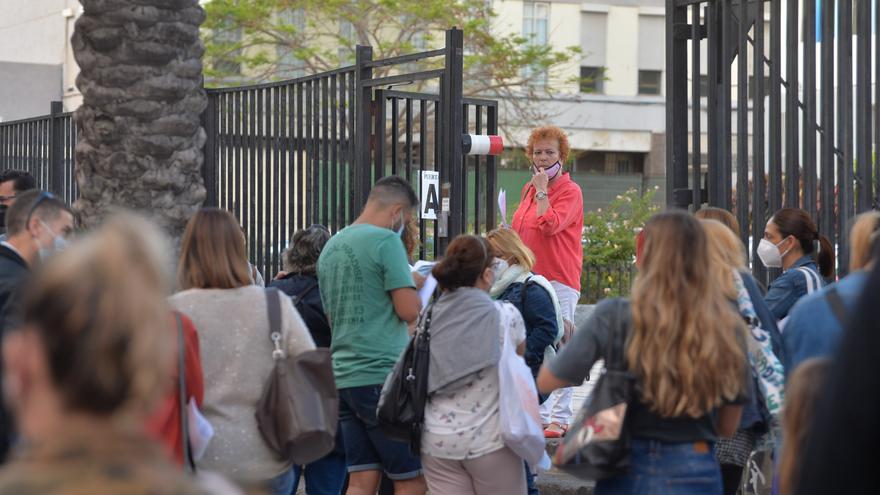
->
[876,0,880,206]
[305,80,315,226]
[785,0,800,207]
[487,103,497,230]
[720,0,732,210]
[838,0,854,273]
[736,0,748,240]
[49,102,63,195]
[355,46,374,213]
[419,99,428,261]
[753,0,767,281]
[855,0,873,211]
[330,75,339,232]
[321,76,330,226]
[666,0,689,208]
[405,98,414,184]
[203,93,218,207]
[707,1,720,205]
[691,5,703,211]
[820,0,836,274]
[375,90,387,182]
[444,28,465,245]
[256,88,265,272]
[474,105,482,234]
[391,97,399,176]
[461,103,469,229]
[348,70,357,224]
[769,0,783,216]
[803,0,817,219]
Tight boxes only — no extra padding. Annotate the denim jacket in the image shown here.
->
[782,270,870,377]
[498,282,559,376]
[764,256,823,320]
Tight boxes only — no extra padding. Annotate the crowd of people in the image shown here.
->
[0,122,876,495]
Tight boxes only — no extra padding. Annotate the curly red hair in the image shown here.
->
[526,125,571,165]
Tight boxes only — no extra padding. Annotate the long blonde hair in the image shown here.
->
[848,211,880,272]
[628,211,747,418]
[701,219,747,300]
[486,228,536,270]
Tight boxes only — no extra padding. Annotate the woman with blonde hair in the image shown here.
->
[701,219,785,495]
[486,228,562,382]
[538,211,750,494]
[0,214,206,493]
[171,208,315,493]
[783,210,880,372]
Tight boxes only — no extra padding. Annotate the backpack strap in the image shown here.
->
[291,280,319,306]
[797,267,822,294]
[519,276,533,310]
[824,286,849,328]
[266,288,284,358]
[175,312,196,473]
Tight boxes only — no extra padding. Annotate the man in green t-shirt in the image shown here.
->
[317,176,425,494]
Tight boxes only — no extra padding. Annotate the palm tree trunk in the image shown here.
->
[71,0,207,239]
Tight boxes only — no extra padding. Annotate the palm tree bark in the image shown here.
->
[72,0,207,238]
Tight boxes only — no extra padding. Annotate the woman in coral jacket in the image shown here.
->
[511,125,584,439]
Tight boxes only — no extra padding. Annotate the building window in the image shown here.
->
[580,66,604,94]
[522,2,550,86]
[575,151,645,175]
[277,9,306,79]
[338,20,355,64]
[638,70,662,95]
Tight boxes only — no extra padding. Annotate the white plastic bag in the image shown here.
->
[498,321,551,471]
[187,398,214,461]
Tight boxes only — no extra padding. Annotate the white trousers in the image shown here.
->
[540,281,580,425]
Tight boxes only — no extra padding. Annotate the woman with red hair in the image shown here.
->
[511,125,584,438]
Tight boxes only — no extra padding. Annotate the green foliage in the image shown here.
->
[201,0,580,125]
[580,187,659,302]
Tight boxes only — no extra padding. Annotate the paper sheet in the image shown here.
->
[498,188,507,227]
[411,260,436,276]
[418,275,438,308]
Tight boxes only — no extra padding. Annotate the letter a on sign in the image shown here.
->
[421,171,440,220]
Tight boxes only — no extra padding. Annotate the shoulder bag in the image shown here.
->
[255,288,339,465]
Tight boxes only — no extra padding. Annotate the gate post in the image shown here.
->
[355,45,374,219]
[202,92,218,207]
[48,101,63,196]
[439,28,464,253]
[665,1,689,209]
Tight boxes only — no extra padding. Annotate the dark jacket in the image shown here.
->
[0,244,28,335]
[498,281,558,376]
[0,244,28,465]
[269,273,331,348]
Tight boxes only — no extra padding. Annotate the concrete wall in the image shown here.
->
[0,62,62,121]
[0,0,82,113]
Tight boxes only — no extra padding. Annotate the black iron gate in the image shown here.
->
[666,0,879,283]
[0,28,498,279]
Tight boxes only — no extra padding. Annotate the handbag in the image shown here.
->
[255,288,339,465]
[497,303,551,471]
[553,300,634,480]
[376,303,433,455]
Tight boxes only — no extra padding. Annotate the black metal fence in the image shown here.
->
[0,28,498,279]
[581,263,637,304]
[666,0,879,284]
[0,102,79,205]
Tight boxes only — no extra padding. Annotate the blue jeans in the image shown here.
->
[267,468,296,495]
[291,437,347,495]
[338,385,422,480]
[595,438,723,495]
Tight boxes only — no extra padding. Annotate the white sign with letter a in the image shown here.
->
[421,170,440,220]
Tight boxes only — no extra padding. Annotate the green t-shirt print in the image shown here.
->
[317,224,416,389]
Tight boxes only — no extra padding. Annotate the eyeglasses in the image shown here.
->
[26,191,55,225]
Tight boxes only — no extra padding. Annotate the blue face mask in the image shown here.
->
[394,211,406,237]
[36,220,68,261]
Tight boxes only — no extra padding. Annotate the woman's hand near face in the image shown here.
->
[532,168,549,193]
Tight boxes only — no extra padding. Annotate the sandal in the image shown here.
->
[543,422,568,439]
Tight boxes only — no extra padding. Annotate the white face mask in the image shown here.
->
[757,237,790,268]
[491,258,509,282]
